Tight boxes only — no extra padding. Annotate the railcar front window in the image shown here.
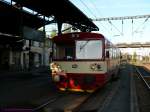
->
[53,44,74,60]
[76,40,102,59]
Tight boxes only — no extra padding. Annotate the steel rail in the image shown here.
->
[0,95,62,112]
[32,94,62,111]
[64,94,91,112]
[135,67,150,90]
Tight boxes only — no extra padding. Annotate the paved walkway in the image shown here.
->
[99,64,131,112]
[0,67,57,108]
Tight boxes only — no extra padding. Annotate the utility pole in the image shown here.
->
[29,40,32,70]
[43,16,46,66]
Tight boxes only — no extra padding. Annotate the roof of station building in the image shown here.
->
[0,1,49,36]
[12,0,99,32]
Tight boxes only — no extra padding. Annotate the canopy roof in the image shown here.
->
[12,0,99,31]
[0,1,49,36]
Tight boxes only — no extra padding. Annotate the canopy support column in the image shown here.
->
[57,21,62,35]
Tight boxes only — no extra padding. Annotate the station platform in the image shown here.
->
[0,66,56,109]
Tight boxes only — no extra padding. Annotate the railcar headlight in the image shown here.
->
[50,63,62,72]
[90,65,96,70]
[90,63,102,71]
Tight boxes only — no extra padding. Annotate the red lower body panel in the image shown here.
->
[54,73,109,92]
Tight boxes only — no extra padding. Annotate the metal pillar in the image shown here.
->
[29,40,32,70]
[57,21,62,35]
[42,16,46,66]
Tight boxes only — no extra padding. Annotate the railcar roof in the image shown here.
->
[52,32,105,44]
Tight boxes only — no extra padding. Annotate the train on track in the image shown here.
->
[50,32,121,92]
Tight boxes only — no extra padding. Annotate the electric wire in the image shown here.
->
[88,0,104,17]
[79,0,97,19]
[87,0,123,36]
[70,0,90,18]
[96,21,114,35]
[108,20,123,35]
[89,0,123,36]
[134,17,149,33]
[86,0,114,34]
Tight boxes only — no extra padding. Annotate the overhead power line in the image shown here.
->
[134,16,149,33]
[88,0,103,17]
[92,14,150,21]
[108,20,123,35]
[92,14,150,36]
[79,0,97,18]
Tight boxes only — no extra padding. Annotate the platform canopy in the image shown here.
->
[12,0,99,32]
[0,1,50,36]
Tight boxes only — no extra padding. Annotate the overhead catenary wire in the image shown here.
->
[79,0,97,19]
[67,1,150,41]
[96,21,113,34]
[92,14,150,38]
[71,0,90,18]
[108,20,123,36]
[70,0,117,35]
[88,0,103,17]
[81,0,114,34]
[134,17,149,33]
[86,0,123,36]
[88,0,112,33]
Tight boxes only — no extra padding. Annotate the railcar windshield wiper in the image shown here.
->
[79,40,89,51]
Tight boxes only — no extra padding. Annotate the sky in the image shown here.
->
[70,0,150,44]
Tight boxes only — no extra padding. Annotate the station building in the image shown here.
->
[0,1,51,71]
[0,0,98,72]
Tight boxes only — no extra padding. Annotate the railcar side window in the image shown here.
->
[76,40,102,59]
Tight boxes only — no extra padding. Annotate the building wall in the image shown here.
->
[21,39,51,70]
[2,39,52,71]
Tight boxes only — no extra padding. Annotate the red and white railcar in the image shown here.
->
[50,32,121,92]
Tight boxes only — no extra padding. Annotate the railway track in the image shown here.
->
[134,65,150,112]
[2,64,148,112]
[41,92,91,112]
[1,64,131,112]
[135,66,150,90]
[0,80,124,112]
[1,64,133,112]
[0,80,119,112]
[32,94,63,111]
[32,79,120,112]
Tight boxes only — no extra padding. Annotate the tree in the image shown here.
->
[50,29,57,38]
[133,51,137,63]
